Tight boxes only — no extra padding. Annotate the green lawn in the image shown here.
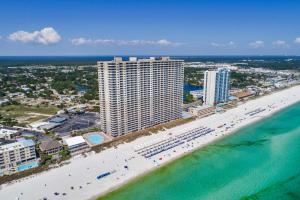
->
[0,104,59,118]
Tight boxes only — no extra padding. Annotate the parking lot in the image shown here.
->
[52,112,100,137]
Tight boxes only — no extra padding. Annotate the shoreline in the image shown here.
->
[94,94,300,200]
[1,85,300,200]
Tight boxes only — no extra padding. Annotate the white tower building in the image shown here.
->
[97,57,184,137]
[203,68,230,105]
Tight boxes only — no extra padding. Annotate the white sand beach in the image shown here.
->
[1,85,300,200]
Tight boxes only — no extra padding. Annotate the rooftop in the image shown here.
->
[97,56,183,64]
[0,138,35,153]
[232,91,254,99]
[48,116,67,124]
[0,127,19,137]
[38,123,60,130]
[17,138,35,147]
[39,140,62,151]
[63,136,86,147]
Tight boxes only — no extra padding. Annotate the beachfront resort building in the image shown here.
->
[63,136,89,154]
[0,138,38,176]
[39,140,63,155]
[203,68,230,105]
[98,57,184,137]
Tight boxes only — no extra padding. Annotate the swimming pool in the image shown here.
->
[86,134,104,145]
[17,161,39,171]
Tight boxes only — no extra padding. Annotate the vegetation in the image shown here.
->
[230,71,267,88]
[184,67,205,85]
[59,149,70,158]
[0,65,99,103]
[0,114,18,126]
[184,92,195,103]
[40,154,53,165]
[48,67,98,99]
[0,104,59,118]
[239,60,300,70]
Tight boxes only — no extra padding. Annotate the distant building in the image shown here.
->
[21,85,31,92]
[63,136,88,154]
[232,90,255,100]
[39,140,63,155]
[0,99,9,105]
[203,68,230,105]
[29,121,60,132]
[66,106,86,114]
[189,90,203,99]
[0,139,37,176]
[0,127,20,140]
[8,92,25,99]
[48,116,67,124]
[97,57,184,137]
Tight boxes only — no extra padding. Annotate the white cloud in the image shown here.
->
[272,40,288,47]
[211,41,236,47]
[94,39,116,45]
[70,37,93,45]
[211,42,222,47]
[8,27,61,45]
[157,39,172,45]
[228,41,235,46]
[249,40,264,48]
[0,35,2,40]
[294,37,300,44]
[70,38,182,46]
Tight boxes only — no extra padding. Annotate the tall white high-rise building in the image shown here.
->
[203,68,230,105]
[98,57,184,137]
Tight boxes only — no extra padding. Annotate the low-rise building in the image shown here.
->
[8,92,25,99]
[190,90,203,99]
[39,140,63,155]
[21,85,31,92]
[0,138,38,176]
[29,121,61,132]
[0,99,9,105]
[232,90,255,100]
[0,127,20,140]
[48,116,67,124]
[63,136,89,154]
[66,106,86,114]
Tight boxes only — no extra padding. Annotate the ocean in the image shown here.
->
[1,55,300,67]
[99,102,300,200]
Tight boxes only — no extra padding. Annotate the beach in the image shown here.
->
[1,85,300,200]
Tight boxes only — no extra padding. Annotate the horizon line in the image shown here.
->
[0,54,299,57]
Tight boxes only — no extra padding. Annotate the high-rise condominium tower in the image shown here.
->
[98,57,184,137]
[203,68,230,105]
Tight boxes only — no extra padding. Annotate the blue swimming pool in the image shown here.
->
[17,161,39,171]
[86,134,104,145]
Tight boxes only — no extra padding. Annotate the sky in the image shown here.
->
[0,0,300,56]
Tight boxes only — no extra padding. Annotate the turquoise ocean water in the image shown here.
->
[99,102,300,200]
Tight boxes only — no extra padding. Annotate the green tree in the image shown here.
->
[184,92,195,103]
